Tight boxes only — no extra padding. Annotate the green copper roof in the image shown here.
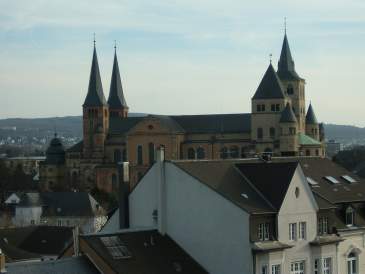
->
[298,133,321,145]
[252,64,285,100]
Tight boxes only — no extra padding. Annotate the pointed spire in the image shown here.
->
[107,48,128,109]
[252,63,285,100]
[306,103,318,124]
[280,102,297,123]
[83,45,107,107]
[277,33,301,81]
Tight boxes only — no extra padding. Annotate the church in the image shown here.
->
[39,32,325,192]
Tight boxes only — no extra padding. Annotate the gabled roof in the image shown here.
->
[171,113,251,134]
[235,162,298,210]
[83,47,107,107]
[6,256,99,274]
[107,51,128,109]
[252,64,286,100]
[174,161,275,214]
[277,33,301,81]
[108,113,252,135]
[81,230,207,274]
[0,226,73,260]
[279,103,297,123]
[306,103,318,124]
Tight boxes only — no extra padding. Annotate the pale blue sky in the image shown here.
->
[1,0,365,126]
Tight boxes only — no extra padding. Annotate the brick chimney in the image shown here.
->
[0,249,6,273]
[118,162,130,229]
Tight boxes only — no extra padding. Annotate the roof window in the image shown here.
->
[324,176,339,184]
[241,193,248,199]
[341,175,357,184]
[306,177,318,186]
[100,236,132,259]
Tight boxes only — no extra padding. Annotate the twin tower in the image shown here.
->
[82,45,129,158]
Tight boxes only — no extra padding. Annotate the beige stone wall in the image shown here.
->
[39,163,66,191]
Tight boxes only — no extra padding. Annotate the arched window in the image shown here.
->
[257,128,263,139]
[220,147,228,159]
[148,143,155,165]
[187,148,195,160]
[197,147,205,159]
[346,206,355,226]
[347,252,357,274]
[112,174,117,191]
[269,127,275,138]
[306,150,310,156]
[230,146,239,158]
[137,145,143,165]
[114,149,122,163]
[287,84,294,95]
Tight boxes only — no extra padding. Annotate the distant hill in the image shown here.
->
[0,115,364,146]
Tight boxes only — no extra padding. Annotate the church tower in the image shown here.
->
[83,44,109,159]
[305,103,320,141]
[107,47,129,118]
[277,32,306,132]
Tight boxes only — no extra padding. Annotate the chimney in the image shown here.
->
[0,249,6,273]
[156,146,166,235]
[118,162,130,229]
[72,226,80,256]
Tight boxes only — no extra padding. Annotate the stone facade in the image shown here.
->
[64,33,325,192]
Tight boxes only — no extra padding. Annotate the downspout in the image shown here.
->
[156,147,166,235]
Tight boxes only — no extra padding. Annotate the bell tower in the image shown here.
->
[83,42,109,159]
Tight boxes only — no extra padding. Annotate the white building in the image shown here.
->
[122,148,365,274]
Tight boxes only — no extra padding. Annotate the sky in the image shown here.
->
[0,1,365,126]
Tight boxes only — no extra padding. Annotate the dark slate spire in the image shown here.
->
[83,46,107,107]
[280,102,297,123]
[306,103,318,124]
[252,63,285,100]
[107,49,128,109]
[277,33,301,80]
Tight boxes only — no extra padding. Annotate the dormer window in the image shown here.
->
[346,206,355,226]
[258,223,270,241]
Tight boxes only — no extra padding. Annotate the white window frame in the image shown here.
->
[290,261,305,274]
[289,223,297,241]
[271,264,281,274]
[347,252,358,274]
[299,222,306,240]
[261,264,268,274]
[258,223,270,241]
[318,217,328,235]
[346,207,355,226]
[322,257,332,274]
[314,258,320,274]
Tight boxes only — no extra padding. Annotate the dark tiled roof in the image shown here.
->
[174,161,275,214]
[235,162,298,210]
[83,47,107,107]
[277,34,301,81]
[44,135,65,165]
[306,103,318,124]
[6,256,99,274]
[109,113,251,135]
[280,103,297,123]
[252,64,286,100]
[0,226,72,260]
[108,51,128,109]
[18,192,42,207]
[171,113,251,134]
[82,230,207,274]
[41,192,103,217]
[66,140,83,153]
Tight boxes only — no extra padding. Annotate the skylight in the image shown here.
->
[306,177,318,186]
[100,236,132,259]
[341,175,357,184]
[324,176,339,184]
[241,193,248,199]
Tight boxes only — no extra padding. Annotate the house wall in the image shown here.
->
[129,161,252,274]
[41,216,107,233]
[14,206,42,226]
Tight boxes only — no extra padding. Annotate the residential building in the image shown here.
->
[11,192,106,233]
[124,148,365,274]
[61,31,325,192]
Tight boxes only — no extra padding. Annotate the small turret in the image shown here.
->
[305,103,319,140]
[279,103,299,156]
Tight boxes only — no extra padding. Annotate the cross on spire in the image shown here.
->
[269,53,272,64]
[284,17,287,34]
[93,33,96,47]
[114,40,117,52]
